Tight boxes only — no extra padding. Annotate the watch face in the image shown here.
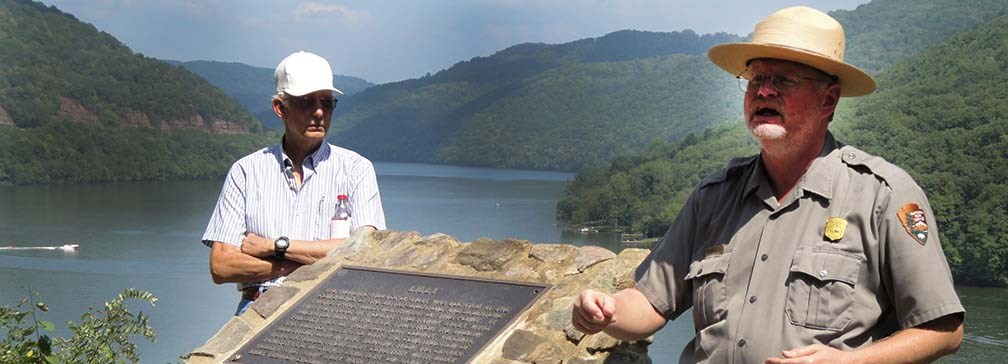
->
[275,237,289,250]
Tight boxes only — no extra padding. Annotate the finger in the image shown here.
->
[598,294,616,319]
[573,300,604,325]
[577,291,606,321]
[781,345,819,358]
[762,356,794,362]
[571,316,602,334]
[571,308,603,334]
[766,354,822,364]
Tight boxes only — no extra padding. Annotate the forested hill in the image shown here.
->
[0,0,258,132]
[0,0,273,184]
[557,2,1008,286]
[833,0,1008,74]
[170,60,374,130]
[835,14,1008,286]
[331,30,742,171]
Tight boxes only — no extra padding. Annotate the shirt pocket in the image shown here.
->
[684,252,732,327]
[312,197,331,240]
[785,248,864,331]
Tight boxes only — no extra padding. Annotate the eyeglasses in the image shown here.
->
[737,70,834,94]
[284,95,338,110]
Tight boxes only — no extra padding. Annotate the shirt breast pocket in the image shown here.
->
[785,248,864,331]
[685,252,732,326]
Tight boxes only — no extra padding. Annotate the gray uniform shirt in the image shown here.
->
[635,133,964,363]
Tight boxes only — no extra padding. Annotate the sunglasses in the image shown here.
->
[284,95,338,110]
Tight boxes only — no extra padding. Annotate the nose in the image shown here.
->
[755,77,779,98]
[312,99,325,117]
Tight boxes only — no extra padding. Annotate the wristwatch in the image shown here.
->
[274,236,289,259]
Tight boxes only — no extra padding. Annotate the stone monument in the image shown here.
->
[185,229,653,363]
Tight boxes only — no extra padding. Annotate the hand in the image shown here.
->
[765,344,857,364]
[571,289,616,334]
[240,232,273,258]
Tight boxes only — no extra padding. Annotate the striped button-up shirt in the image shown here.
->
[202,141,386,290]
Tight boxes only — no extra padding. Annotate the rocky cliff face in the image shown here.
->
[185,230,654,364]
[57,97,101,125]
[54,96,249,133]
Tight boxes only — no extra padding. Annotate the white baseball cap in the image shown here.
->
[274,51,344,96]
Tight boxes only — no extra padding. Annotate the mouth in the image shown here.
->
[750,106,782,124]
[754,107,781,118]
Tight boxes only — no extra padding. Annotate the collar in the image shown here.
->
[741,132,842,206]
[798,132,842,201]
[274,137,331,172]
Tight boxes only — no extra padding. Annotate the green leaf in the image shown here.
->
[38,320,54,332]
[38,334,51,356]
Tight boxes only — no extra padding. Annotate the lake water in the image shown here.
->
[0,162,1003,363]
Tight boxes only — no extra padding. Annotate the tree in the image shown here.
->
[0,289,158,364]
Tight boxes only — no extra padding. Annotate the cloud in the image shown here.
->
[293,2,371,25]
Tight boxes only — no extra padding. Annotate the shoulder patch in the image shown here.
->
[897,203,929,245]
[698,155,757,189]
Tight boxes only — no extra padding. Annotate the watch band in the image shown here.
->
[274,236,289,259]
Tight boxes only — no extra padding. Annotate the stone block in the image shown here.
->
[284,259,338,282]
[249,285,300,319]
[530,243,577,263]
[376,230,423,250]
[187,317,252,360]
[573,246,616,273]
[502,329,566,364]
[455,238,531,272]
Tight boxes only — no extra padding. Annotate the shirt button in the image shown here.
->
[761,254,768,261]
[738,339,747,347]
[749,296,757,303]
[819,270,828,278]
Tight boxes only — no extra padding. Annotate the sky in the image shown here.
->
[42,0,870,84]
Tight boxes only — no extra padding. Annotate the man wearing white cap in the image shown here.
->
[202,51,386,315]
[573,7,963,363]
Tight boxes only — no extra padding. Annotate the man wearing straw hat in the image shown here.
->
[572,6,963,363]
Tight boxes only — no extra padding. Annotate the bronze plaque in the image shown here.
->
[232,266,549,363]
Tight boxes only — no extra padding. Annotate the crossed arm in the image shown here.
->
[208,227,376,284]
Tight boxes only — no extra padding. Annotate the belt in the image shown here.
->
[241,286,266,301]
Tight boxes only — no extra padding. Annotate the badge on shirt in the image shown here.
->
[898,203,929,245]
[824,217,847,241]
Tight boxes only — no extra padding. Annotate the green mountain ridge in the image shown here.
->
[332,29,742,170]
[0,0,259,132]
[168,60,374,130]
[0,0,274,184]
[328,0,1008,172]
[558,2,1008,286]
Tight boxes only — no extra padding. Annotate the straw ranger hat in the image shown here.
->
[708,6,876,97]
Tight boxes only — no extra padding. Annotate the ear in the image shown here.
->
[820,83,841,118]
[273,98,285,118]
